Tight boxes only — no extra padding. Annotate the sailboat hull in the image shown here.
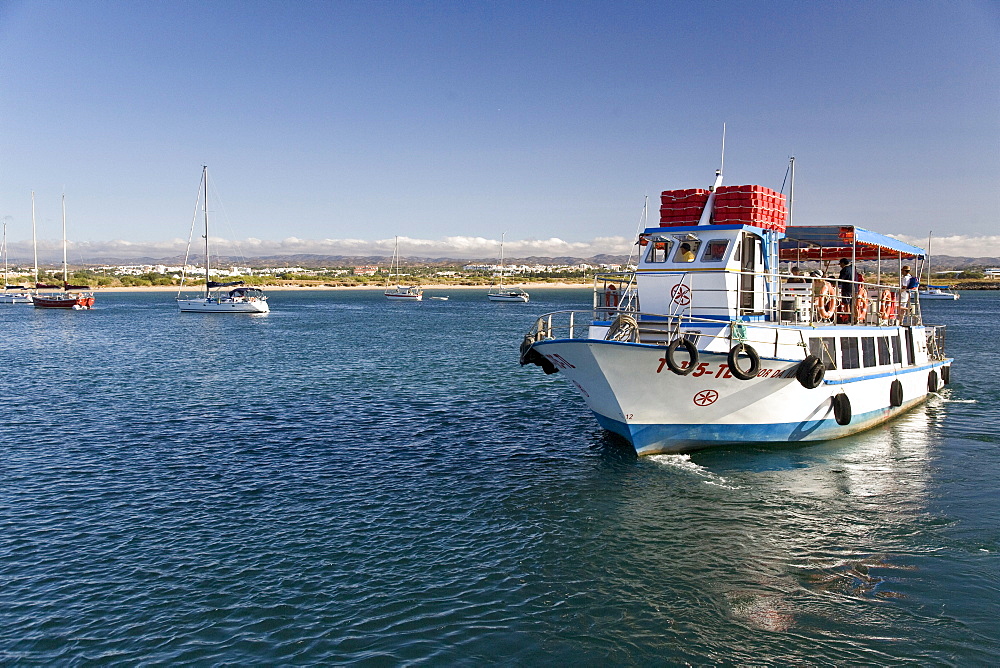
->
[487,292,529,302]
[33,293,94,309]
[177,297,270,313]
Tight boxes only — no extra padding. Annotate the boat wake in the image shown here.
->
[646,454,737,488]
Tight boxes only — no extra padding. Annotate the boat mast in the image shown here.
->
[31,192,37,290]
[499,232,505,291]
[61,194,67,287]
[2,218,7,289]
[203,166,210,298]
[788,156,795,227]
[698,123,726,226]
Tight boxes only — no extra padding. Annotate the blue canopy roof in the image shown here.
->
[779,226,925,260]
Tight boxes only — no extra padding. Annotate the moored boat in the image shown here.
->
[33,194,95,310]
[487,233,529,302]
[384,236,423,301]
[176,166,269,314]
[519,161,953,456]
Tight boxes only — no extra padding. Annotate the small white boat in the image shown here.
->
[519,157,952,456]
[384,236,423,301]
[429,296,449,300]
[176,167,269,314]
[919,286,959,300]
[0,219,32,303]
[488,233,529,302]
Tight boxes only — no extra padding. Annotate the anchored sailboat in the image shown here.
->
[0,217,32,304]
[384,237,423,301]
[487,233,529,302]
[176,166,269,313]
[32,194,95,309]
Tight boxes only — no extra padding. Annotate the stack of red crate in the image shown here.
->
[712,185,787,231]
[659,188,709,226]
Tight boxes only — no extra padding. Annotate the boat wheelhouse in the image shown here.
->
[519,169,952,456]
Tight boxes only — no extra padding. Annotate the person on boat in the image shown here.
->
[679,243,695,262]
[900,265,918,309]
[838,257,856,299]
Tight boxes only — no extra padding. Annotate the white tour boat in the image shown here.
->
[519,163,953,456]
[488,232,529,302]
[384,236,423,301]
[176,166,269,314]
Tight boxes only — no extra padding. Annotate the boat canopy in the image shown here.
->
[208,280,245,288]
[779,226,925,261]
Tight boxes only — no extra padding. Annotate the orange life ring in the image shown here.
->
[814,281,836,320]
[853,287,869,322]
[605,284,618,308]
[877,289,896,322]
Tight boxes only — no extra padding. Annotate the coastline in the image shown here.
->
[95,282,593,293]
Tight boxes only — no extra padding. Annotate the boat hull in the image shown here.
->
[530,338,950,455]
[33,294,94,309]
[385,292,422,301]
[177,298,269,313]
[0,293,33,304]
[488,293,529,302]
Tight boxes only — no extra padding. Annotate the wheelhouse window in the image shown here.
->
[701,239,730,262]
[674,240,701,263]
[646,240,672,263]
[891,336,902,364]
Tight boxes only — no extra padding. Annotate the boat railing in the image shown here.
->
[592,269,924,328]
[527,308,811,357]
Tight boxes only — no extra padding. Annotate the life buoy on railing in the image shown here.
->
[665,338,698,376]
[877,289,897,323]
[605,284,618,309]
[853,287,869,323]
[814,281,836,321]
[727,343,760,381]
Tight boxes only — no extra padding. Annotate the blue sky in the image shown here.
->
[1,0,998,261]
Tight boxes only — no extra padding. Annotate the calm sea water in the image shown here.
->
[1,288,997,665]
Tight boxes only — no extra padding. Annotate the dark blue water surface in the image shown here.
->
[1,288,998,665]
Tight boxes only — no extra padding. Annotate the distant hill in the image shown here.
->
[19,252,1000,270]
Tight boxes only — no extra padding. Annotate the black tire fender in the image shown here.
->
[889,379,903,407]
[941,365,950,385]
[727,343,761,381]
[665,338,698,376]
[928,370,939,393]
[833,393,852,425]
[796,355,826,389]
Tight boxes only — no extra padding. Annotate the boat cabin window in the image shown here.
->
[674,240,700,263]
[841,337,861,370]
[861,337,877,368]
[701,239,730,262]
[878,337,892,365]
[891,336,903,364]
[809,337,838,370]
[645,240,672,263]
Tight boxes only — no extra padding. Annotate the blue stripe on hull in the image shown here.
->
[594,397,928,455]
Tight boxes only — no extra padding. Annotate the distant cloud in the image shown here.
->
[4,233,998,264]
[886,234,1000,259]
[4,235,640,262]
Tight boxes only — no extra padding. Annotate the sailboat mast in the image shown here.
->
[31,192,37,289]
[2,219,7,289]
[61,194,68,286]
[203,166,210,298]
[499,232,505,291]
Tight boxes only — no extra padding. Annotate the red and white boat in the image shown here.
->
[32,194,95,310]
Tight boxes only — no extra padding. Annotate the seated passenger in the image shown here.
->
[679,243,695,262]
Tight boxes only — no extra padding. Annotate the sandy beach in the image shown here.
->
[95,282,591,293]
